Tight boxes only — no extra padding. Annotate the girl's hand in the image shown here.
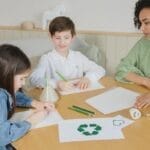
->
[31,100,55,111]
[57,80,75,91]
[134,93,150,109]
[26,110,49,127]
[75,77,90,90]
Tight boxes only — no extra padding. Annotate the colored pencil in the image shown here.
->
[68,107,91,116]
[56,71,67,81]
[72,105,95,115]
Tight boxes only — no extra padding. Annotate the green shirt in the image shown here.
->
[115,37,150,83]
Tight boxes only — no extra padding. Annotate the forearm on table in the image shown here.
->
[125,72,149,87]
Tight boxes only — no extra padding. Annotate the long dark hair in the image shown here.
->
[134,0,150,29]
[0,44,31,117]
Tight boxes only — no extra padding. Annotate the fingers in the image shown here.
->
[57,80,75,91]
[77,82,88,89]
[134,97,144,109]
[44,102,55,111]
[63,82,76,91]
[76,78,90,90]
[58,78,90,91]
[134,93,150,109]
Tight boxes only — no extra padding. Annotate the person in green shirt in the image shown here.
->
[115,0,150,108]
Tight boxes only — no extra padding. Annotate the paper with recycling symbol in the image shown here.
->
[77,123,102,136]
[58,115,134,142]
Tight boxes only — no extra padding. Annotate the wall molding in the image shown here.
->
[0,26,143,36]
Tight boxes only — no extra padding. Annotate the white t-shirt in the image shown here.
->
[29,49,105,88]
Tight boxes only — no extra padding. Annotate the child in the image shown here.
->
[0,44,54,150]
[29,16,105,91]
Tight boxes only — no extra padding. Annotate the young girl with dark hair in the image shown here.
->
[0,44,54,150]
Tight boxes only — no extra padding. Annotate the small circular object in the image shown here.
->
[129,108,141,120]
[20,21,35,30]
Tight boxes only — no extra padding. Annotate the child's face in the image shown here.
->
[51,30,74,53]
[14,70,30,92]
[139,8,150,36]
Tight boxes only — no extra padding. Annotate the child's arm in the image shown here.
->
[78,52,105,82]
[0,119,31,145]
[57,80,75,91]
[29,55,49,88]
[0,107,48,145]
[16,91,55,111]
[25,109,49,127]
[31,100,55,111]
[0,94,31,145]
[29,54,58,89]
[15,91,32,107]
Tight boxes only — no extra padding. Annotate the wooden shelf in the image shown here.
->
[0,26,47,32]
[0,25,142,36]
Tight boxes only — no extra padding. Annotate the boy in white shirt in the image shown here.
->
[29,16,105,91]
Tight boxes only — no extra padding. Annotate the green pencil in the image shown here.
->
[72,105,95,115]
[56,71,67,81]
[68,107,91,116]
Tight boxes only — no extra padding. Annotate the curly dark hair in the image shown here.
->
[134,0,150,29]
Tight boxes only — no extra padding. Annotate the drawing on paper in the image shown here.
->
[77,123,102,136]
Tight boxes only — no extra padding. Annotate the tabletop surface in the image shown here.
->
[13,76,150,150]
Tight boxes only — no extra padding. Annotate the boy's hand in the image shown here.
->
[75,77,90,90]
[57,80,75,91]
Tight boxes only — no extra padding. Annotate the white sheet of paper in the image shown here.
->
[59,81,104,95]
[58,115,134,143]
[86,87,139,114]
[10,110,63,129]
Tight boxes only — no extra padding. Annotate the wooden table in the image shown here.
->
[13,76,150,150]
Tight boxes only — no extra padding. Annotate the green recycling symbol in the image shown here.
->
[77,123,102,136]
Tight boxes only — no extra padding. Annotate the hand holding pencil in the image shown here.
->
[55,71,90,91]
[56,71,79,91]
[57,80,76,91]
[75,77,90,90]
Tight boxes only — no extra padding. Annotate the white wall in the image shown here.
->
[0,0,138,32]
